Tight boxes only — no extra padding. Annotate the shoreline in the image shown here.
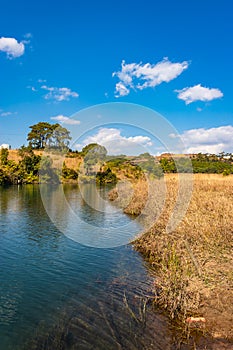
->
[110,174,233,347]
[1,177,232,348]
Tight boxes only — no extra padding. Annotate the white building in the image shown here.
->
[0,144,11,150]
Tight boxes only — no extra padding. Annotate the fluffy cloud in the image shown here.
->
[51,115,80,125]
[176,84,223,104]
[76,128,153,155]
[113,58,189,97]
[41,85,79,101]
[0,37,25,58]
[178,125,233,153]
[115,82,130,97]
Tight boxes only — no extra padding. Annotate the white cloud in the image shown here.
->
[0,111,12,117]
[41,85,79,101]
[51,115,80,125]
[113,58,189,97]
[0,37,25,58]
[0,111,17,117]
[176,84,223,104]
[179,125,233,153]
[0,112,12,117]
[115,82,130,97]
[75,128,153,155]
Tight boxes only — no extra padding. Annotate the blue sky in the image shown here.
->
[0,0,232,154]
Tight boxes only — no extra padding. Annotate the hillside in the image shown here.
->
[1,148,233,185]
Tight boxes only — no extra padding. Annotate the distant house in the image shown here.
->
[0,144,11,150]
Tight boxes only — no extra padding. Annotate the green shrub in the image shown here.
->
[96,168,117,185]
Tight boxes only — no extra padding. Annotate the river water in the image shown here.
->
[0,185,174,349]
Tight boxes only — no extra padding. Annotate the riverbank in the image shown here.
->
[110,174,233,346]
[0,184,177,350]
[1,148,232,186]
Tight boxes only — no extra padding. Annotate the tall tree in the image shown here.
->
[49,124,71,151]
[27,122,71,150]
[27,122,55,149]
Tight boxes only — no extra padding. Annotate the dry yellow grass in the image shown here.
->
[110,174,233,341]
[7,149,82,171]
[109,178,149,215]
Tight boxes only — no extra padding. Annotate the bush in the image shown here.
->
[96,168,117,185]
[62,163,78,180]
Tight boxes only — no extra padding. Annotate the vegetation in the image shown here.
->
[0,147,9,165]
[83,144,107,176]
[160,152,233,174]
[39,156,60,183]
[135,153,164,178]
[1,147,233,185]
[27,122,71,151]
[106,158,143,181]
[62,163,78,180]
[109,174,233,345]
[0,122,73,184]
[0,145,40,184]
[0,122,232,186]
[1,123,233,346]
[0,146,63,184]
[96,167,117,185]
[80,143,106,157]
[18,145,41,183]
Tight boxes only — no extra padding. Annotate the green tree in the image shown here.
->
[62,163,78,180]
[18,145,41,183]
[27,122,55,149]
[0,168,10,184]
[160,158,176,173]
[81,143,105,157]
[0,148,9,165]
[96,168,117,185]
[27,122,71,150]
[49,125,71,151]
[39,156,60,183]
[83,144,107,175]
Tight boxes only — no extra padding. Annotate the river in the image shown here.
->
[0,184,174,349]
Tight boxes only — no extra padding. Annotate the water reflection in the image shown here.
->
[40,184,141,248]
[0,185,173,350]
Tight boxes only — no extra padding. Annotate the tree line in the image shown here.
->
[159,153,233,175]
[0,121,232,185]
